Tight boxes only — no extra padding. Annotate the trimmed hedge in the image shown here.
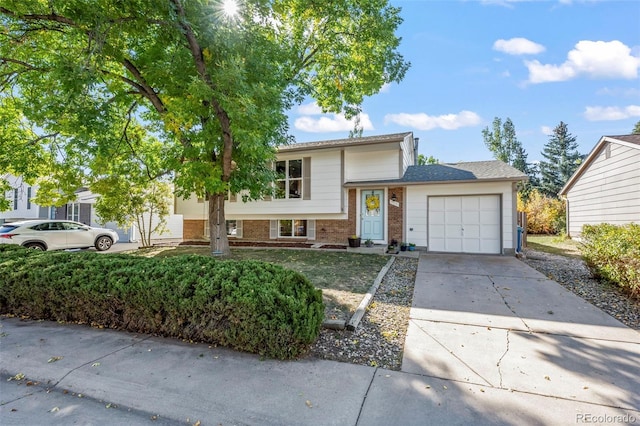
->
[580,223,640,299]
[0,245,324,359]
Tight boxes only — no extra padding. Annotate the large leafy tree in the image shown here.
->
[538,121,582,197]
[0,0,409,254]
[481,117,535,196]
[633,120,640,134]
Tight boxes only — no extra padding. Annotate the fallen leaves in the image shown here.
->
[48,356,63,363]
[7,373,25,381]
[305,400,313,408]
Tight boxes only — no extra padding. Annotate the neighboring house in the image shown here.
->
[0,175,50,223]
[1,177,183,244]
[559,134,640,239]
[176,132,528,255]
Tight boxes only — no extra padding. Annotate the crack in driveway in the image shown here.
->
[412,319,494,387]
[489,275,532,333]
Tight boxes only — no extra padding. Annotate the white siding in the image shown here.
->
[566,143,640,237]
[405,181,516,253]
[0,176,46,221]
[178,150,346,220]
[400,133,415,173]
[345,149,400,181]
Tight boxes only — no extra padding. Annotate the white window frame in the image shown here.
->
[67,203,80,222]
[226,220,242,238]
[270,219,315,239]
[275,159,303,200]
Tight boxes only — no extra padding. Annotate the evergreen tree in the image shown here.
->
[538,121,582,197]
[633,120,640,135]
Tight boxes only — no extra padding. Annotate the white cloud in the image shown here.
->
[541,126,553,135]
[294,111,374,133]
[526,40,640,83]
[379,83,392,93]
[297,102,323,115]
[584,105,640,121]
[493,38,545,55]
[384,110,482,131]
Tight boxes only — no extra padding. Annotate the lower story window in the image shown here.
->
[67,203,80,222]
[204,219,242,239]
[279,219,307,237]
[227,220,238,236]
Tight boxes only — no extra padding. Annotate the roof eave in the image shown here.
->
[344,176,528,187]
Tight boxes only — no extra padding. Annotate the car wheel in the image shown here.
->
[24,242,46,251]
[95,236,113,251]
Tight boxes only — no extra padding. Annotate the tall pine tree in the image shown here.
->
[538,121,582,196]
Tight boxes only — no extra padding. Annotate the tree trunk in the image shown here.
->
[207,192,230,256]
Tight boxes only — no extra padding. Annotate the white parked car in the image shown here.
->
[0,220,119,251]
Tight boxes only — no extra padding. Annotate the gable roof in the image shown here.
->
[344,160,528,187]
[278,132,413,153]
[559,134,640,196]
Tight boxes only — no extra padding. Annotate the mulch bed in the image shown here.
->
[180,240,347,250]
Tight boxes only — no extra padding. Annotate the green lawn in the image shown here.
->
[133,246,391,321]
[526,234,582,258]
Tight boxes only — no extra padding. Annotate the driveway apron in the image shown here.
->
[399,253,640,421]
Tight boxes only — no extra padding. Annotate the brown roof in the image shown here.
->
[278,132,413,152]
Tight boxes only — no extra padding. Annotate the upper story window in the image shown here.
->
[26,187,32,210]
[13,189,18,210]
[276,159,303,199]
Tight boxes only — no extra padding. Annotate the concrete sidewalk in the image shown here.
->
[1,254,639,425]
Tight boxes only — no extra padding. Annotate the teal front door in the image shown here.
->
[361,190,384,241]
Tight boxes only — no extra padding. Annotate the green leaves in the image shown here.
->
[1,0,408,251]
[0,248,325,359]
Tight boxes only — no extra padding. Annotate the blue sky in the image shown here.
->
[286,0,640,163]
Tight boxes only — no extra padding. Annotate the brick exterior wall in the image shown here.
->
[387,187,404,244]
[315,189,357,244]
[241,220,271,240]
[182,188,408,245]
[184,219,205,241]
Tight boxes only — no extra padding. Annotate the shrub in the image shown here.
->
[517,189,566,234]
[580,223,640,299]
[0,248,325,359]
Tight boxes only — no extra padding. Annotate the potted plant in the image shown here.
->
[400,242,408,251]
[348,235,361,248]
[364,238,374,247]
[408,243,416,251]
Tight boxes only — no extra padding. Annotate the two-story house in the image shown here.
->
[177,132,528,255]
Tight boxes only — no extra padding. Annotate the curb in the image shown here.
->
[346,256,396,331]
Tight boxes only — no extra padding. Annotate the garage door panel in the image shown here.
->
[464,224,480,238]
[480,210,499,224]
[480,224,500,238]
[461,197,479,210]
[430,211,446,225]
[446,212,462,224]
[462,211,479,225]
[445,197,462,210]
[428,195,501,254]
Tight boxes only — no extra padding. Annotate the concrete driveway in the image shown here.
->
[384,253,640,424]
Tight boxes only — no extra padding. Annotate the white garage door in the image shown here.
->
[428,195,501,254]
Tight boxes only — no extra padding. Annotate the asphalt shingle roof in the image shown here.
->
[402,161,528,183]
[607,134,640,146]
[279,132,413,152]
